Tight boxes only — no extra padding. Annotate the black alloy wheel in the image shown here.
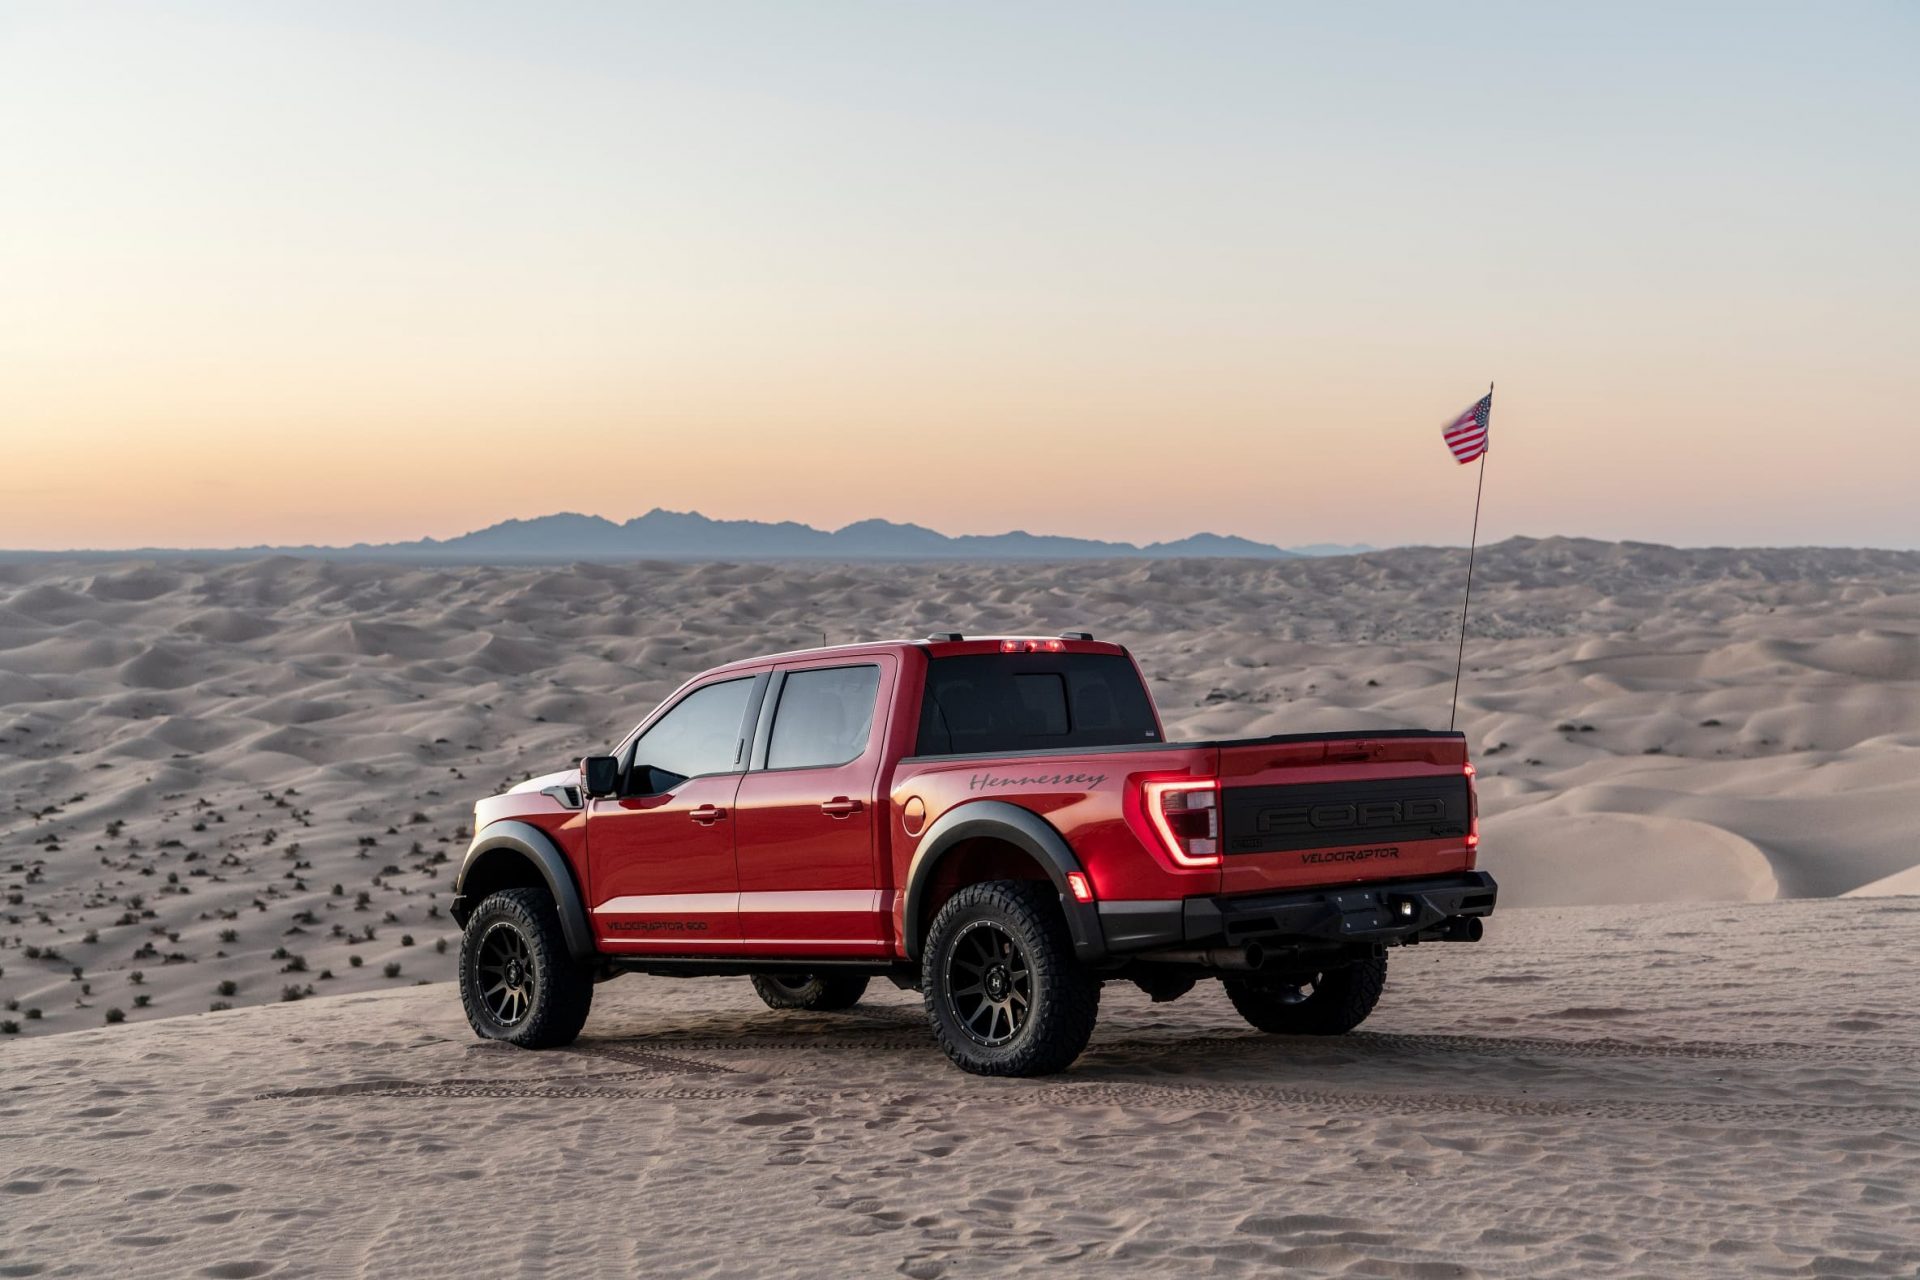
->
[475,919,537,1026]
[749,972,870,1011]
[943,920,1032,1047]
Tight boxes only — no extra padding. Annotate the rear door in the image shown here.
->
[585,673,765,948]
[1215,732,1476,895]
[730,655,896,954]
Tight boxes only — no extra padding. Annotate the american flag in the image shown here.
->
[1442,393,1491,464]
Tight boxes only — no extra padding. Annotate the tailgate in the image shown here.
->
[1213,732,1476,895]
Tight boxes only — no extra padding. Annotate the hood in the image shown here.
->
[508,767,579,796]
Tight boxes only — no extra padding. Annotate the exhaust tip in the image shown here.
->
[1243,942,1266,969]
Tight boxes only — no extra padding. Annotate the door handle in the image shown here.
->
[820,797,863,819]
[689,804,727,825]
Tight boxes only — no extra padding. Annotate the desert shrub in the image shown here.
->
[382,962,402,979]
[435,938,448,954]
[129,970,144,985]
[25,1007,42,1020]
[280,984,308,1002]
[349,955,364,968]
[209,1000,232,1012]
[401,935,414,947]
[0,1020,17,1034]
[218,928,238,944]
[133,994,151,1008]
[104,1007,125,1024]
[281,954,308,973]
[216,979,238,997]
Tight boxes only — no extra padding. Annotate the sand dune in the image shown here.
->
[2,538,1919,1042]
[2,899,1915,1277]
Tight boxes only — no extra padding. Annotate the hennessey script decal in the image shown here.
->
[969,771,1107,791]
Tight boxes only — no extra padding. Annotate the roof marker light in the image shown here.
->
[999,638,1069,653]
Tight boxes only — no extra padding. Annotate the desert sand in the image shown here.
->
[3,540,1920,1275]
[4,539,1919,1039]
[3,898,1917,1277]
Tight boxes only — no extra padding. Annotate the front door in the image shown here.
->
[731,657,894,954]
[586,673,764,950]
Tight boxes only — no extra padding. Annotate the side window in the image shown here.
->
[629,677,755,791]
[766,665,882,770]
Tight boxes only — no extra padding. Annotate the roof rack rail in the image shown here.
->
[925,632,964,642]
[1059,631,1094,641]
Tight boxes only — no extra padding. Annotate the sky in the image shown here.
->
[3,2,1916,551]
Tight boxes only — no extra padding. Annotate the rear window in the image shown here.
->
[767,664,882,770]
[914,653,1160,757]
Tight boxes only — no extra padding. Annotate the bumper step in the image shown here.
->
[1097,872,1498,955]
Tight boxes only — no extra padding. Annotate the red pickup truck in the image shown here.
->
[452,634,1495,1075]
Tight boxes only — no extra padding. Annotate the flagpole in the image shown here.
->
[1448,381,1491,732]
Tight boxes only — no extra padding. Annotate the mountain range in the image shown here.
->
[2,510,1373,561]
[310,510,1369,561]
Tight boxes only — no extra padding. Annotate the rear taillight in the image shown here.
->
[1143,779,1221,868]
[1464,762,1480,851]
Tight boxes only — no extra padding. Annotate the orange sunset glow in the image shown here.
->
[3,4,1915,551]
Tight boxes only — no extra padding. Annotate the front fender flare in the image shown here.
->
[452,820,596,961]
[902,801,1105,965]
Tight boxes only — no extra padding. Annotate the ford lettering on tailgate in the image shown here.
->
[1222,776,1470,855]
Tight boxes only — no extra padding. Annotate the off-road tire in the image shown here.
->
[1222,951,1387,1036]
[921,880,1100,1077]
[458,886,594,1049]
[750,972,870,1011]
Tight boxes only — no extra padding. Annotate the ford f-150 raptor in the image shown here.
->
[452,634,1496,1075]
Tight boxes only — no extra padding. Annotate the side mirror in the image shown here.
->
[580,755,621,799]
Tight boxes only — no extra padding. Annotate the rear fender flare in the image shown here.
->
[452,821,596,961]
[902,801,1104,964]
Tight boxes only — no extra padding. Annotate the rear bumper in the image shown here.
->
[1096,871,1499,955]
